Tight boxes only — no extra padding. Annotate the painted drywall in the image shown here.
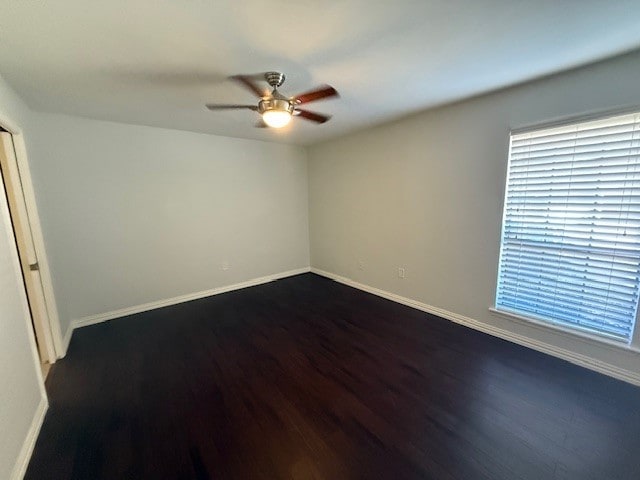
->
[0,74,45,480]
[4,2,640,145]
[26,113,310,338]
[308,49,640,375]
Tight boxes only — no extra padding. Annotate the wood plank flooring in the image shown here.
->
[26,273,640,479]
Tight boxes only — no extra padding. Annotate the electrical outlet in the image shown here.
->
[398,267,405,278]
[222,261,230,271]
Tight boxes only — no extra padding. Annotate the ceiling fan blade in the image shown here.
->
[296,109,331,124]
[205,104,258,111]
[230,75,268,98]
[293,85,338,105]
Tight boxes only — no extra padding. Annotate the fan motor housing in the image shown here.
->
[258,98,293,115]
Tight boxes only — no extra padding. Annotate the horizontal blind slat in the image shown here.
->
[498,255,640,284]
[496,293,634,328]
[512,116,639,144]
[509,154,640,171]
[511,130,640,154]
[511,145,640,163]
[496,287,636,322]
[511,155,640,170]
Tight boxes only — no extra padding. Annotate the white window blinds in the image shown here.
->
[496,111,640,343]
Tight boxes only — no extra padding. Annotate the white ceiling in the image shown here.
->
[1,1,640,145]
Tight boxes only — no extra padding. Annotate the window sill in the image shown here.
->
[488,307,640,356]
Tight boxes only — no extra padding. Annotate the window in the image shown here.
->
[496,111,640,343]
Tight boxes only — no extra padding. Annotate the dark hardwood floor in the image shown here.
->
[26,273,640,479]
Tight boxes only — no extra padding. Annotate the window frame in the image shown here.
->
[493,106,640,349]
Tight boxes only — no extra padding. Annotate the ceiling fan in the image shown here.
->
[205,72,338,128]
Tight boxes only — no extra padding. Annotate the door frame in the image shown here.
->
[0,113,64,361]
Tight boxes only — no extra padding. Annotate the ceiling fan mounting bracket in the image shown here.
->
[265,71,285,88]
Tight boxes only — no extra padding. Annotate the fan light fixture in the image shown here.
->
[262,109,292,128]
[260,98,294,128]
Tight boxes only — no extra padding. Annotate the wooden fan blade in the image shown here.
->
[293,85,338,105]
[296,109,331,124]
[206,104,258,111]
[230,75,268,98]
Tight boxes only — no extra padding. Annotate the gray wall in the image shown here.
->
[0,75,45,480]
[27,113,310,337]
[0,74,311,477]
[308,50,640,376]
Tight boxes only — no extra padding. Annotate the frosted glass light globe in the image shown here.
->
[262,110,292,128]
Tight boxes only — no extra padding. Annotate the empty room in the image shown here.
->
[2,1,640,479]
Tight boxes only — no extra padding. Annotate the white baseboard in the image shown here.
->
[10,396,47,480]
[65,267,311,349]
[311,268,640,386]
